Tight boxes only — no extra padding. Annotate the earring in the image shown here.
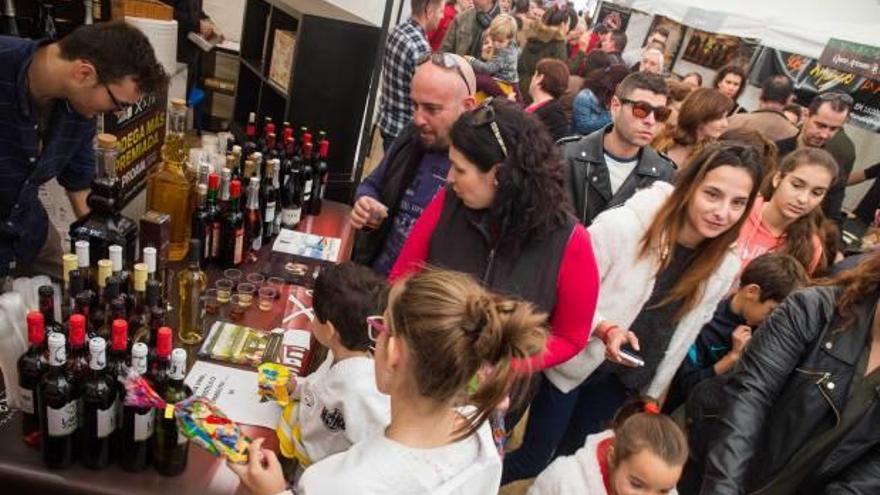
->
[493,178,499,187]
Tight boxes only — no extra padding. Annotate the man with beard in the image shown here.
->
[351,54,476,275]
[775,92,853,225]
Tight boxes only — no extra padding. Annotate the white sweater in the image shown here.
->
[545,182,741,397]
[294,420,501,495]
[282,354,391,464]
[528,429,679,495]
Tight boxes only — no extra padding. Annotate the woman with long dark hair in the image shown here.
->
[652,88,732,169]
[713,64,747,115]
[696,250,880,494]
[503,142,764,484]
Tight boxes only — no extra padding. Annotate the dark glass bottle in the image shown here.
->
[153,348,192,476]
[147,327,172,393]
[146,305,167,370]
[1,0,19,37]
[19,311,47,446]
[208,172,222,261]
[300,141,315,210]
[120,342,154,472]
[38,333,77,468]
[221,179,244,267]
[108,244,131,296]
[75,240,93,294]
[280,158,302,229]
[81,337,117,469]
[37,2,57,40]
[244,177,262,256]
[191,183,211,266]
[262,161,277,244]
[308,138,330,216]
[39,285,64,339]
[72,294,96,338]
[67,269,84,315]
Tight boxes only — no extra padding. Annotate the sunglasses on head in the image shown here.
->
[416,52,472,95]
[619,97,671,123]
[468,98,508,157]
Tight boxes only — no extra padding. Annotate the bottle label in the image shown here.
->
[134,409,155,442]
[47,401,78,437]
[203,231,212,258]
[251,231,262,252]
[210,222,222,258]
[234,228,244,264]
[304,180,313,200]
[97,403,115,438]
[264,201,276,222]
[281,208,301,228]
[19,387,34,414]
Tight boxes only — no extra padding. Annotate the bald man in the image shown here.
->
[352,54,477,275]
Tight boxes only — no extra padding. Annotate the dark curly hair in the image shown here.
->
[820,249,880,332]
[712,64,747,103]
[450,99,572,253]
[58,20,168,95]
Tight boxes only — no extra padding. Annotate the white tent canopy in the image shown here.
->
[619,0,880,59]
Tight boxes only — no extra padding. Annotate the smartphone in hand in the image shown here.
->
[619,345,645,367]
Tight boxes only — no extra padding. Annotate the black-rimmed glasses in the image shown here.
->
[416,52,472,95]
[469,98,508,157]
[102,81,135,112]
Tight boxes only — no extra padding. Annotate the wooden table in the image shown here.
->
[0,200,353,494]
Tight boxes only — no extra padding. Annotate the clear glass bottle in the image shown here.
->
[177,239,207,345]
[147,99,191,261]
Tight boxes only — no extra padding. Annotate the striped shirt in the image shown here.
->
[0,36,96,275]
[377,19,430,139]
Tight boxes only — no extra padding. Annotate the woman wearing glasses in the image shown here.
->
[537,142,764,482]
[651,88,732,170]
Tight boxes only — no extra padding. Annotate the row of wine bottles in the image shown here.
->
[18,310,193,474]
[1,0,106,39]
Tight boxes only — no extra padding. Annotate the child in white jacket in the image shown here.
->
[275,263,391,469]
[231,269,548,495]
[529,397,688,495]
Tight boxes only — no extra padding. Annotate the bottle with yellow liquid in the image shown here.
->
[177,238,207,345]
[147,99,191,261]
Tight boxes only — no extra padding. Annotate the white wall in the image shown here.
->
[204,0,246,41]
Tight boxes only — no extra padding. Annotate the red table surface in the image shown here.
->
[0,200,353,494]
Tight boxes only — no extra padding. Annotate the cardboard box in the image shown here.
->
[269,30,296,93]
[139,210,171,271]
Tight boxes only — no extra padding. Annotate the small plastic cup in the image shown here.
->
[258,287,276,311]
[268,276,285,299]
[203,288,220,315]
[215,279,234,304]
[223,268,242,287]
[237,283,255,308]
[246,272,265,287]
[229,294,246,321]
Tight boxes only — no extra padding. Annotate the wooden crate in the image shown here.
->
[111,0,173,21]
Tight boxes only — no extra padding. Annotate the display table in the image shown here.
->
[0,200,354,494]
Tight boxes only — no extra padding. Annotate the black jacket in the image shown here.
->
[560,125,675,225]
[532,98,571,142]
[351,124,426,267]
[697,286,880,495]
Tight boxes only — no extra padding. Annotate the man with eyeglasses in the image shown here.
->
[560,72,676,226]
[775,92,854,225]
[351,53,477,276]
[0,21,166,279]
[377,0,445,150]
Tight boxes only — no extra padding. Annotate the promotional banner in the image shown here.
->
[751,48,880,133]
[101,92,168,206]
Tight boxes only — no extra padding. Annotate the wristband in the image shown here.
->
[596,323,621,343]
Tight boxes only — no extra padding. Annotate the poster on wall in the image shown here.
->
[595,2,631,32]
[644,16,687,71]
[681,28,758,70]
[751,48,880,133]
[819,38,880,81]
[100,91,168,207]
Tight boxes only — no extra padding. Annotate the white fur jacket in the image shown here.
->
[545,182,741,398]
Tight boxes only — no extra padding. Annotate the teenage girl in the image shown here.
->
[734,147,838,275]
[230,269,547,495]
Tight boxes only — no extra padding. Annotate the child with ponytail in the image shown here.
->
[231,269,547,495]
[529,397,688,495]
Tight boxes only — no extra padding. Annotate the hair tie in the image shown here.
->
[644,402,661,415]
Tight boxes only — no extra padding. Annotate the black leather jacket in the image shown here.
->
[698,286,880,495]
[560,125,674,226]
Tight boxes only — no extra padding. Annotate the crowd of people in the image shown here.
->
[229,1,880,494]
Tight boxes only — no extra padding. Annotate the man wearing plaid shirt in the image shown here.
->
[377,0,444,150]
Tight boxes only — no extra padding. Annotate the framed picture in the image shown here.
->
[644,15,686,71]
[681,28,758,70]
[595,2,632,32]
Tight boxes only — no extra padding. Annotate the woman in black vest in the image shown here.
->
[389,97,600,479]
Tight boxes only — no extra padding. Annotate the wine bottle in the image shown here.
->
[191,183,211,266]
[244,177,262,255]
[66,315,89,459]
[271,158,282,235]
[143,246,158,282]
[210,171,224,260]
[81,337,117,469]
[221,179,244,267]
[308,138,330,216]
[108,245,130,296]
[91,259,113,334]
[261,161,277,244]
[177,239,207,345]
[245,112,257,141]
[39,285,64,339]
[38,333,77,468]
[280,158,302,229]
[153,348,192,476]
[75,240,92,293]
[146,305,166,370]
[120,342,154,472]
[37,2,57,41]
[301,141,315,209]
[107,318,128,456]
[129,263,148,340]
[19,311,47,446]
[147,327,172,393]
[62,254,78,320]
[1,0,19,37]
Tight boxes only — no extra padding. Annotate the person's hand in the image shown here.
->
[350,196,388,230]
[227,438,287,495]
[604,327,641,367]
[730,325,752,357]
[199,19,215,38]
